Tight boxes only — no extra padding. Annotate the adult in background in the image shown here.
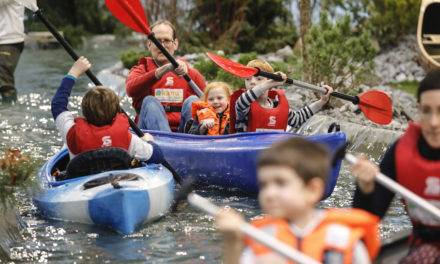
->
[351,69,440,263]
[126,20,206,132]
[0,0,25,104]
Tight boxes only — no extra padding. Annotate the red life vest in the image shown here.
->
[395,122,440,227]
[66,113,132,155]
[228,89,245,134]
[146,58,197,130]
[191,101,229,135]
[247,89,290,132]
[244,209,380,264]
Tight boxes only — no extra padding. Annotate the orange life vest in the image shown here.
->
[191,101,229,135]
[66,113,132,155]
[244,209,381,264]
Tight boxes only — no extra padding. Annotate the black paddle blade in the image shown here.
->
[331,142,350,167]
[172,177,196,212]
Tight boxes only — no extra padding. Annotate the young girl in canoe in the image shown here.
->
[51,56,164,164]
[231,59,333,133]
[187,81,232,135]
[215,137,381,263]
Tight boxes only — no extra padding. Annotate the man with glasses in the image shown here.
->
[126,20,206,132]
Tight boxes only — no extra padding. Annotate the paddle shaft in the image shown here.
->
[187,193,322,264]
[345,154,440,220]
[257,70,360,104]
[33,8,183,185]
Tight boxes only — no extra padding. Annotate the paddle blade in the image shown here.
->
[14,0,38,12]
[206,52,258,78]
[105,0,151,35]
[358,90,393,125]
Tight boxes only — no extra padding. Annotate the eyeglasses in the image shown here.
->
[157,39,174,46]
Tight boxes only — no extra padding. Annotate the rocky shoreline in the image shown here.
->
[96,34,424,132]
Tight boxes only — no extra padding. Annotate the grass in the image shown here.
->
[389,80,419,97]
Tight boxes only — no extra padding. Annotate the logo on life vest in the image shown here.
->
[154,88,184,103]
[424,177,440,196]
[101,136,112,147]
[165,77,174,86]
[268,116,277,126]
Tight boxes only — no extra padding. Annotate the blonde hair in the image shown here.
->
[81,86,121,127]
[247,59,274,73]
[151,19,177,40]
[203,82,232,102]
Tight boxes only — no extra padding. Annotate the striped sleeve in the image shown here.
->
[288,102,322,128]
[235,86,265,132]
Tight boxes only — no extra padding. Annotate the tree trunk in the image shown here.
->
[298,0,311,81]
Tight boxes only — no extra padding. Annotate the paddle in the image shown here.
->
[104,0,204,98]
[16,0,182,185]
[345,153,440,220]
[332,144,440,220]
[206,52,393,125]
[173,178,322,264]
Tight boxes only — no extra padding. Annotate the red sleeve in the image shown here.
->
[126,58,158,98]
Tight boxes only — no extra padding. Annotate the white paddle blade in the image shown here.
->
[14,0,38,12]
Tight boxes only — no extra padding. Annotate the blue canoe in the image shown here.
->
[145,130,346,199]
[34,148,174,235]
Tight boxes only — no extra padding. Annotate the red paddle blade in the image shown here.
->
[105,0,151,35]
[358,90,393,125]
[206,52,258,78]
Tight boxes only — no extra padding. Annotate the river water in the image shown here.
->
[0,45,411,263]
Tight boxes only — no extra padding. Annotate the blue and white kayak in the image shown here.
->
[144,130,346,199]
[34,148,174,235]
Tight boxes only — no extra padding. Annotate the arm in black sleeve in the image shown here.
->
[352,141,398,218]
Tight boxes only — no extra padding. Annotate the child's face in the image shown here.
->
[257,165,322,221]
[206,87,229,113]
[245,76,268,90]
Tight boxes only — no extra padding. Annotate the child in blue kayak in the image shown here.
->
[215,137,381,264]
[231,59,333,133]
[51,56,164,164]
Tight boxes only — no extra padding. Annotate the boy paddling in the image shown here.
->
[216,137,380,264]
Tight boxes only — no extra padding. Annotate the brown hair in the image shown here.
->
[203,81,232,102]
[81,86,121,127]
[247,59,274,73]
[258,137,330,184]
[151,19,177,40]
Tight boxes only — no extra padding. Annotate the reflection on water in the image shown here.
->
[0,47,411,263]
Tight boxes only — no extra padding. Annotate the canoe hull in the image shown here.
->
[417,0,440,70]
[34,148,174,234]
[146,130,346,198]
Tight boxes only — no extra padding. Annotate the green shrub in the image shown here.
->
[119,49,152,69]
[369,0,421,45]
[389,80,419,97]
[304,12,376,94]
[62,25,89,48]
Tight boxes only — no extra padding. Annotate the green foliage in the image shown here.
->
[119,49,152,69]
[322,0,421,46]
[389,80,419,97]
[61,25,89,48]
[369,0,421,45]
[304,12,376,93]
[0,149,37,209]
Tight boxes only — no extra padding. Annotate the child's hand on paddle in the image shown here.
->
[317,85,333,107]
[261,72,287,91]
[215,207,244,241]
[201,119,216,129]
[350,155,379,195]
[68,56,91,78]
